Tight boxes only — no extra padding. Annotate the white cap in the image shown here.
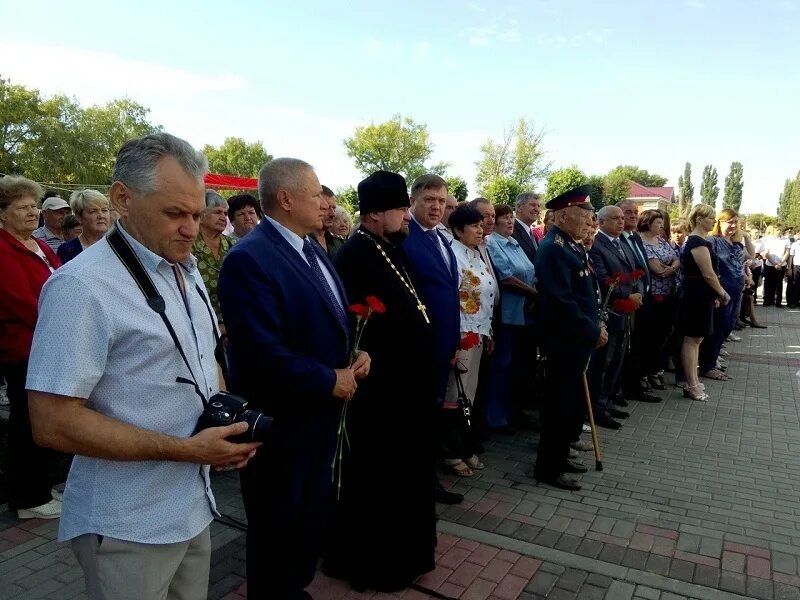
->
[41,197,70,211]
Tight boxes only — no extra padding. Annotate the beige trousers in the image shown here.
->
[71,526,211,600]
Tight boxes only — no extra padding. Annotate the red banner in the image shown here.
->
[204,173,258,190]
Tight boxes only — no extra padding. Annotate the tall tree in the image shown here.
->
[606,165,668,188]
[203,137,272,178]
[343,114,445,182]
[586,174,606,211]
[722,161,744,212]
[335,186,358,214]
[545,166,588,201]
[0,76,43,175]
[699,165,719,208]
[445,175,468,202]
[778,173,800,228]
[483,176,522,206]
[475,117,550,199]
[677,162,694,216]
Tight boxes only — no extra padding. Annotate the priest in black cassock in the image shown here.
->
[324,171,438,592]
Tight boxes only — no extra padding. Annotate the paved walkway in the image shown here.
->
[2,305,800,600]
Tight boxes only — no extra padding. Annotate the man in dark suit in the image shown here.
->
[512,192,540,265]
[533,185,606,491]
[589,206,643,429]
[218,157,371,600]
[400,173,462,505]
[617,200,660,403]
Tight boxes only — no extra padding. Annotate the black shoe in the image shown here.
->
[594,415,622,429]
[534,472,582,490]
[647,375,666,391]
[629,392,662,403]
[610,408,630,419]
[611,395,628,407]
[435,487,464,505]
[473,443,486,455]
[563,459,588,473]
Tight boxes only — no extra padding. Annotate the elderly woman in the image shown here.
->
[227,193,261,242]
[332,205,353,238]
[637,209,681,389]
[699,209,746,381]
[193,190,233,329]
[0,176,62,519]
[442,206,495,476]
[680,204,730,401]
[486,204,537,432]
[56,189,111,264]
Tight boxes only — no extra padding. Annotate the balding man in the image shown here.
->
[219,158,370,600]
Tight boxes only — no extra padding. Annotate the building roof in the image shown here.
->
[627,181,675,202]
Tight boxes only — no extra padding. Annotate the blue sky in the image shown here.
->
[2,0,798,214]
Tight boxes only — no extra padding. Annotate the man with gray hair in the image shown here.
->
[512,192,541,265]
[27,133,261,600]
[219,157,370,599]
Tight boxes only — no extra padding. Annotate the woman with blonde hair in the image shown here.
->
[698,208,746,380]
[56,189,111,264]
[679,204,729,401]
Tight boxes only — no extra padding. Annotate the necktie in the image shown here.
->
[427,229,450,267]
[302,239,349,339]
[612,238,624,257]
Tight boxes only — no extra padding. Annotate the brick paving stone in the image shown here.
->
[692,564,720,588]
[667,559,694,583]
[719,571,748,594]
[606,580,635,600]
[524,571,558,596]
[644,554,671,577]
[722,550,747,573]
[747,576,775,600]
[634,586,662,600]
[555,568,588,592]
[774,552,798,575]
[509,557,541,580]
[480,559,514,583]
[749,556,774,579]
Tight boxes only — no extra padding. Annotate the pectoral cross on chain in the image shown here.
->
[417,301,431,324]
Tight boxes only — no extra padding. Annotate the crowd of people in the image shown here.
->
[0,131,793,599]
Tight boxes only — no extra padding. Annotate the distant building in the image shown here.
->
[626,181,675,212]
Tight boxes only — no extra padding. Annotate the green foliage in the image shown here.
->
[202,137,272,178]
[601,169,632,206]
[778,172,800,228]
[483,176,522,206]
[700,165,719,207]
[744,212,778,232]
[605,165,667,188]
[343,114,446,183]
[1,76,161,184]
[722,161,744,212]
[677,162,694,216]
[545,166,587,201]
[335,186,358,214]
[475,117,550,198]
[586,174,606,210]
[445,175,468,202]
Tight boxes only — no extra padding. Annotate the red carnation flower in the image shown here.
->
[349,303,370,319]
[459,332,481,351]
[653,294,665,303]
[612,298,638,315]
[365,295,386,314]
[630,269,646,281]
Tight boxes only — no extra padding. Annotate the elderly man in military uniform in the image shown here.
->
[532,185,607,491]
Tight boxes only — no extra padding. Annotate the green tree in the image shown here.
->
[335,186,358,214]
[483,176,522,206]
[0,76,43,175]
[586,174,606,210]
[475,117,550,198]
[700,165,719,208]
[677,162,694,216]
[722,161,744,212]
[602,169,632,206]
[445,175,468,202]
[778,173,800,228]
[203,137,271,178]
[744,212,778,232]
[343,114,445,182]
[545,166,588,201]
[606,165,667,188]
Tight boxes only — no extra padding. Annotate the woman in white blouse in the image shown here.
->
[442,205,496,477]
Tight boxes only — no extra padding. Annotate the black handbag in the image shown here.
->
[453,365,472,429]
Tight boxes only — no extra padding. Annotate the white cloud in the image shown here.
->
[533,29,611,48]
[0,41,246,107]
[464,16,521,47]
[686,0,706,8]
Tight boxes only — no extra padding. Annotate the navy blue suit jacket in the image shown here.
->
[400,219,460,370]
[218,218,350,419]
[590,233,638,332]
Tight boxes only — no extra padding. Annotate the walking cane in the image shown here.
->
[582,371,603,471]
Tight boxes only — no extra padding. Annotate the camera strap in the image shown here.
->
[107,225,210,407]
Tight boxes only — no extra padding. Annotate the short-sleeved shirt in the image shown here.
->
[32,226,65,252]
[27,222,219,544]
[643,237,679,296]
[487,232,536,326]
[764,236,790,266]
[451,239,495,336]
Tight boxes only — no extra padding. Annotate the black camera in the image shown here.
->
[194,391,272,443]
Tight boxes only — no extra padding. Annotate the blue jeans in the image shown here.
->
[699,284,744,373]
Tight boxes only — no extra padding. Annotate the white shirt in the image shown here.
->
[451,239,495,336]
[265,215,345,309]
[515,218,535,241]
[791,240,800,258]
[764,236,790,266]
